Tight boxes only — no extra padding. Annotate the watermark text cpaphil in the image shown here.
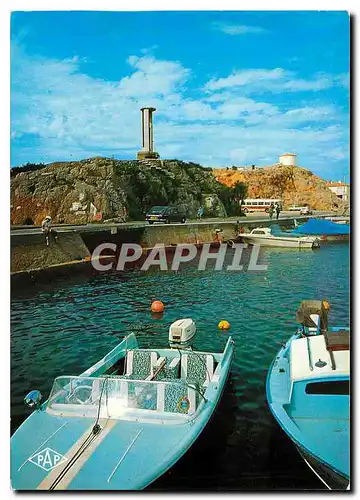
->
[91,243,268,272]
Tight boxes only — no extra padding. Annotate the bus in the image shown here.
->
[242,198,282,213]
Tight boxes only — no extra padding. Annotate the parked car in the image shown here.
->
[300,206,313,215]
[146,206,187,224]
[288,205,304,212]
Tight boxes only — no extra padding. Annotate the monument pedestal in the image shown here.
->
[137,150,160,160]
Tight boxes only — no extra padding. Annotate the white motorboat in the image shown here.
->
[240,227,320,249]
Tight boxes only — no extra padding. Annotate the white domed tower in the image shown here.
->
[279,153,297,166]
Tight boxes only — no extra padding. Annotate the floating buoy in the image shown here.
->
[151,300,164,313]
[322,300,331,310]
[218,320,230,330]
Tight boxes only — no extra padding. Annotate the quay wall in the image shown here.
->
[11,232,91,273]
[81,218,298,253]
[11,217,301,276]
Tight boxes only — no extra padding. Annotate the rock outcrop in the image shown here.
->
[11,157,342,225]
[214,165,345,210]
[10,157,225,225]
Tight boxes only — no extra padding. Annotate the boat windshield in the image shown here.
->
[46,376,200,419]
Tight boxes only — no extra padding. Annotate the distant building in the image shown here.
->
[231,165,260,172]
[279,153,297,166]
[327,182,350,202]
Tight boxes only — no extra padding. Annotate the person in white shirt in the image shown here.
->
[41,215,58,246]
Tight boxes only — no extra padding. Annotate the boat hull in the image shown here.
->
[297,445,349,490]
[241,235,317,248]
[318,234,349,242]
[266,333,350,491]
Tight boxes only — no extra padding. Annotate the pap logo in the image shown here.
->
[28,447,67,471]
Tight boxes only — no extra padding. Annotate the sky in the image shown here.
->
[10,11,350,180]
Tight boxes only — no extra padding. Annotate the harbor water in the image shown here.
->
[11,243,349,490]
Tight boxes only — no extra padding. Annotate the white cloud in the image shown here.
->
[205,68,286,91]
[213,22,267,35]
[11,44,349,179]
[204,68,347,94]
[118,55,190,96]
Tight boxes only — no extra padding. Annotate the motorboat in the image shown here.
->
[11,320,234,490]
[240,227,320,249]
[324,216,350,225]
[266,300,350,490]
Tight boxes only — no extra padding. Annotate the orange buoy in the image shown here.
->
[151,300,164,313]
[218,320,230,330]
[322,300,331,310]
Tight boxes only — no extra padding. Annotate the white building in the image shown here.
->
[328,182,350,202]
[279,153,297,166]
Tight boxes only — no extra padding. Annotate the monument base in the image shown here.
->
[137,150,160,160]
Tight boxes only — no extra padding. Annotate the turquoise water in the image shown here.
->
[11,243,349,490]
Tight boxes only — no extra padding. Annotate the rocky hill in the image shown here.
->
[214,165,345,210]
[11,157,226,225]
[11,158,344,225]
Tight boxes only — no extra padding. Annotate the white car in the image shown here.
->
[288,205,304,212]
[300,206,313,215]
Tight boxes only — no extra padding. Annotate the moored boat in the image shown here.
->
[240,227,320,249]
[266,300,350,490]
[324,216,350,225]
[11,321,234,490]
[291,218,350,241]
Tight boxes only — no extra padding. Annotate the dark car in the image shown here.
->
[146,206,187,224]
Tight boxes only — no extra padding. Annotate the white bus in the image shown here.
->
[242,198,282,213]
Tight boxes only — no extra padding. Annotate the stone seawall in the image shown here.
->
[11,218,300,276]
[142,223,236,247]
[140,218,297,247]
[11,232,91,273]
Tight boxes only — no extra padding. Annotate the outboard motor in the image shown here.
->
[169,318,196,348]
[296,300,329,336]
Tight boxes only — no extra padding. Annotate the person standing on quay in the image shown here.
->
[275,203,281,220]
[41,215,58,247]
[269,203,274,220]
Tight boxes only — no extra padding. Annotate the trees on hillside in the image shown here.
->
[217,181,248,216]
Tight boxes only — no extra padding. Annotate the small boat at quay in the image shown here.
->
[266,301,350,490]
[11,320,234,490]
[240,227,320,249]
[291,218,350,242]
[324,216,350,225]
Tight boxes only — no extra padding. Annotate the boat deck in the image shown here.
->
[11,410,196,490]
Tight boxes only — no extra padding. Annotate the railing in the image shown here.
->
[306,337,314,371]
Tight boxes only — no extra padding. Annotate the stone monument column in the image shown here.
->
[137,107,160,160]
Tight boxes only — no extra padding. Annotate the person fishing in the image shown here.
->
[275,202,281,220]
[268,203,274,220]
[41,215,58,246]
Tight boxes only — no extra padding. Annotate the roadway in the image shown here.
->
[11,211,334,237]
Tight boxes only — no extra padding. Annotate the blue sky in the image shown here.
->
[11,11,349,180]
